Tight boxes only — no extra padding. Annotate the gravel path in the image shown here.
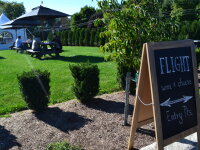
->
[0,92,155,150]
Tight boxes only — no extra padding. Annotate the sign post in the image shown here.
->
[128,40,200,150]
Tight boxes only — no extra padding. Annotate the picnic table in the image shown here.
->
[26,42,62,58]
[12,42,31,53]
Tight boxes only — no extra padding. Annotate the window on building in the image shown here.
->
[0,31,13,44]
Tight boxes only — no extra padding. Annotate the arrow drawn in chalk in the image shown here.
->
[160,96,193,107]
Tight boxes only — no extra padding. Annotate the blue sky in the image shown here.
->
[6,0,99,15]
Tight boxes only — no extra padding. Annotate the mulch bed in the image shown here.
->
[0,92,155,150]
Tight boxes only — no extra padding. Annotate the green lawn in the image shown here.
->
[0,46,119,115]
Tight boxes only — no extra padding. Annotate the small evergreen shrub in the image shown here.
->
[46,141,83,150]
[196,48,200,67]
[90,29,96,46]
[17,70,50,112]
[68,31,73,46]
[117,62,136,95]
[79,28,85,46]
[69,63,99,103]
[94,29,100,47]
[83,28,90,46]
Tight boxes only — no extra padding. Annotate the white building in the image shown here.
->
[0,13,27,50]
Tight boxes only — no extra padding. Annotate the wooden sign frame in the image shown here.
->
[128,40,200,150]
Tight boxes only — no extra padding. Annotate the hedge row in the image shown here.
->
[48,28,107,47]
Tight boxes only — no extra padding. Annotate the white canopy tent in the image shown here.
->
[0,13,27,50]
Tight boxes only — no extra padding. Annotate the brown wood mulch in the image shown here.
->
[0,92,155,150]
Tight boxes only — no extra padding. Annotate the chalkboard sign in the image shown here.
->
[154,46,197,139]
[128,40,200,150]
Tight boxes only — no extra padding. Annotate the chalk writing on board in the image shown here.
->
[160,78,192,92]
[154,46,197,139]
[159,56,190,74]
[160,96,193,107]
[166,105,193,125]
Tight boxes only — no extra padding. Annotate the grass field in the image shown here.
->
[0,46,119,115]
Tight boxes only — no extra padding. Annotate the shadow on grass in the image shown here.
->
[0,125,21,149]
[34,107,91,133]
[41,55,105,63]
[0,56,5,59]
[84,98,133,115]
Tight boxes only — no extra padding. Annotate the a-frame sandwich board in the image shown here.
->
[128,40,200,150]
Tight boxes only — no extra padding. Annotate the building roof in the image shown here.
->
[0,13,10,25]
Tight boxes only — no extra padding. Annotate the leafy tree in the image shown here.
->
[98,0,178,70]
[97,0,178,89]
[70,13,82,31]
[99,28,106,46]
[0,1,25,19]
[70,6,96,30]
[162,0,200,39]
[88,10,103,28]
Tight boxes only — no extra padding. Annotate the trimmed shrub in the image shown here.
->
[83,28,90,46]
[75,29,80,46]
[79,28,85,46]
[72,30,76,46]
[61,31,66,46]
[17,70,50,112]
[64,30,69,46]
[90,29,96,46]
[68,31,73,46]
[196,48,200,67]
[69,63,99,102]
[94,29,100,47]
[47,32,53,41]
[117,62,136,95]
[46,141,83,150]
[99,28,106,46]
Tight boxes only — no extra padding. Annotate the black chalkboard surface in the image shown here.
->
[154,46,197,139]
[128,40,200,150]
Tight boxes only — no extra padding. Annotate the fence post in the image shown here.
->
[124,72,131,126]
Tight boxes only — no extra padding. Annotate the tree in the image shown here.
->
[98,0,177,69]
[97,0,178,89]
[70,13,82,31]
[70,6,96,30]
[162,0,200,39]
[0,1,25,19]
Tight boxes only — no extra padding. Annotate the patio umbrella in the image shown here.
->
[17,5,70,20]
[1,18,41,26]
[11,5,70,40]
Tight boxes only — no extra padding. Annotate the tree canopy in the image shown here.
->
[0,0,25,20]
[97,0,178,70]
[70,5,101,30]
